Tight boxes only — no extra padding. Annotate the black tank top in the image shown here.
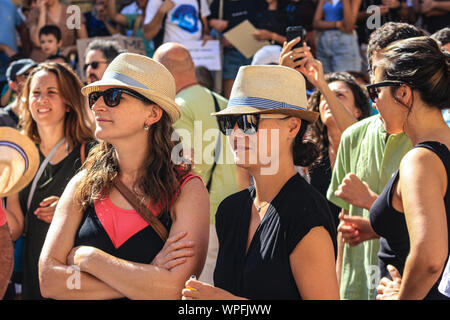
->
[370,141,450,300]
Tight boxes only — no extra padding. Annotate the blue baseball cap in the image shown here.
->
[6,59,37,82]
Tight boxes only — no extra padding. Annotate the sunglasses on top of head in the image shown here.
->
[366,80,406,102]
[88,88,154,109]
[217,114,290,136]
[83,61,108,71]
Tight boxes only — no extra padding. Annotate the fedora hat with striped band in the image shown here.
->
[0,127,39,197]
[212,65,319,123]
[81,53,181,123]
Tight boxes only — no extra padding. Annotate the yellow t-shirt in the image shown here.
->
[174,85,237,224]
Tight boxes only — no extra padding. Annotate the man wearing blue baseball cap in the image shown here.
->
[0,59,36,128]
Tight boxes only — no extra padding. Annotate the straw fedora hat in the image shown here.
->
[212,65,319,123]
[0,127,39,197]
[81,53,181,123]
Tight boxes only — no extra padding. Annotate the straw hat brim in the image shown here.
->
[81,78,181,123]
[0,127,39,197]
[211,105,319,124]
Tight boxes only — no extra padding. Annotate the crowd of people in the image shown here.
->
[0,0,449,301]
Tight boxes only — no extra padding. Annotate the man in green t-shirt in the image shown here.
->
[154,42,238,285]
[326,22,426,300]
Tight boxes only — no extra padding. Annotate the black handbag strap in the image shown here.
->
[206,91,222,192]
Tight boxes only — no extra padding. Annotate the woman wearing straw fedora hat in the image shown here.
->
[182,65,339,300]
[39,53,210,299]
[4,62,95,299]
[0,127,39,298]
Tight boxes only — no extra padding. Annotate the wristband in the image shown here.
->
[0,204,6,226]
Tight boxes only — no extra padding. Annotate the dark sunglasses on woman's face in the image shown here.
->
[217,114,290,136]
[88,88,154,109]
[83,61,108,71]
[366,80,405,102]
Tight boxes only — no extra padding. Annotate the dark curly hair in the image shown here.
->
[307,72,371,166]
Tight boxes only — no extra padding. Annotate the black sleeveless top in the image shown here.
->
[74,172,198,264]
[370,141,450,300]
[19,141,96,300]
[213,173,337,300]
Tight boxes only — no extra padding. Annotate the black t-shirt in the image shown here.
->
[370,141,450,300]
[279,0,318,32]
[213,173,337,300]
[208,0,267,32]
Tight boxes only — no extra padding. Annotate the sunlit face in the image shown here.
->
[40,34,60,55]
[90,85,160,143]
[85,49,109,84]
[28,70,68,128]
[371,65,409,134]
[319,81,361,127]
[228,115,296,175]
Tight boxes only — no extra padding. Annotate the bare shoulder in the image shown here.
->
[399,146,447,194]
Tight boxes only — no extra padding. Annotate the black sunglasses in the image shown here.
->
[83,61,108,71]
[88,88,154,109]
[217,114,290,136]
[366,80,405,102]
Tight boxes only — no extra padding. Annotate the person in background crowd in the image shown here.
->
[252,0,287,45]
[28,0,88,62]
[356,0,412,71]
[207,0,267,99]
[326,22,426,300]
[143,0,211,49]
[3,62,95,299]
[0,59,36,128]
[278,0,319,55]
[38,25,62,59]
[431,27,450,51]
[182,65,339,300]
[38,53,209,299]
[340,36,450,300]
[45,54,70,65]
[431,27,450,127]
[154,42,238,285]
[84,0,120,37]
[107,0,154,57]
[313,0,362,73]
[0,0,31,93]
[83,39,124,84]
[415,0,450,34]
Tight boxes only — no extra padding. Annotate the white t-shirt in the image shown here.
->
[438,257,450,298]
[144,0,211,44]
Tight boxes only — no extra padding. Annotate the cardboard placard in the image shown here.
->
[223,20,270,59]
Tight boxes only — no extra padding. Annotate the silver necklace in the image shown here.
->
[254,200,270,212]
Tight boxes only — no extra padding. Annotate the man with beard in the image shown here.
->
[83,39,124,84]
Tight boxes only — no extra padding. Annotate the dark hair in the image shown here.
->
[85,39,125,63]
[293,120,320,167]
[307,72,371,164]
[39,25,62,42]
[195,66,215,91]
[46,54,70,64]
[431,27,450,47]
[367,22,427,72]
[75,110,191,220]
[380,36,450,111]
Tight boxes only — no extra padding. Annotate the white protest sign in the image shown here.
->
[183,40,221,71]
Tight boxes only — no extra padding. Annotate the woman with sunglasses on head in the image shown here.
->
[182,65,339,300]
[339,37,450,300]
[3,62,95,299]
[38,53,210,299]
